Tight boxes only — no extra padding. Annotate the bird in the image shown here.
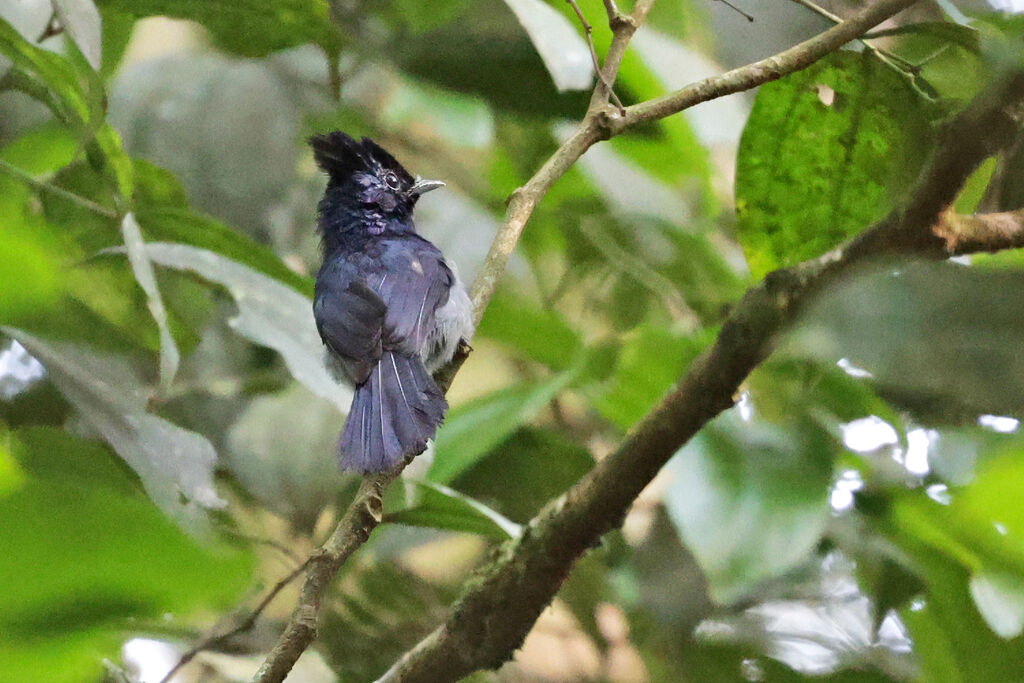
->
[310,132,474,474]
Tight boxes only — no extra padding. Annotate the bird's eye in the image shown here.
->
[383,172,401,190]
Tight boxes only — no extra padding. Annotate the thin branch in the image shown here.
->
[374,68,1024,683]
[159,557,312,683]
[787,0,927,90]
[566,0,626,113]
[36,10,62,42]
[714,0,755,22]
[601,0,620,21]
[252,474,397,682]
[218,528,305,565]
[252,1,921,680]
[0,159,118,218]
[616,0,919,131]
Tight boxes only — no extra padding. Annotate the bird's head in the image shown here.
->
[309,132,444,228]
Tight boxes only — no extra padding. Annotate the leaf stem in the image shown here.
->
[0,158,117,218]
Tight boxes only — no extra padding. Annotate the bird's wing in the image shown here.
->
[314,270,387,384]
[371,239,454,354]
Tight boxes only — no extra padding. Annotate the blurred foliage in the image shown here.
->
[1,0,1024,681]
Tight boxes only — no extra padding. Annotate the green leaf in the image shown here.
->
[0,15,98,127]
[664,410,833,604]
[971,572,1024,639]
[93,123,134,199]
[52,0,102,70]
[451,427,594,522]
[99,0,339,57]
[387,0,473,34]
[135,204,312,296]
[882,449,1024,680]
[786,262,1024,418]
[387,480,522,539]
[0,213,62,322]
[735,51,937,277]
[476,290,582,370]
[595,326,711,430]
[0,429,252,683]
[4,329,226,531]
[136,242,346,409]
[98,8,135,79]
[430,369,579,484]
[884,22,984,102]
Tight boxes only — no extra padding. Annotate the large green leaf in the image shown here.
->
[97,0,339,57]
[136,242,346,410]
[0,427,252,683]
[429,369,578,484]
[4,329,226,530]
[476,290,582,370]
[882,450,1024,679]
[595,325,711,430]
[451,427,594,522]
[664,410,834,604]
[0,15,101,128]
[786,262,1024,419]
[386,480,522,540]
[135,203,313,296]
[735,51,936,276]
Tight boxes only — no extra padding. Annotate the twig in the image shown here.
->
[218,528,305,565]
[251,1,921,681]
[373,67,1024,683]
[614,0,919,131]
[601,0,620,21]
[159,557,313,683]
[787,0,920,80]
[0,159,117,218]
[565,0,626,114]
[714,0,755,22]
[579,218,698,328]
[36,10,62,42]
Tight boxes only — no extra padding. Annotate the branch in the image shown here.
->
[936,208,1024,254]
[565,0,626,113]
[374,69,1024,683]
[252,474,396,682]
[253,1,922,680]
[614,0,918,132]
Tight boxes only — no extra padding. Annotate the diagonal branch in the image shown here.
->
[374,69,1024,683]
[252,1,922,680]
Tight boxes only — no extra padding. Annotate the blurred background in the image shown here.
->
[2,0,1024,681]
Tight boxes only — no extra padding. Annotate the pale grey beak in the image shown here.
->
[410,177,446,195]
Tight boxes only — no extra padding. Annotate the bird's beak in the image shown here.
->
[410,177,446,195]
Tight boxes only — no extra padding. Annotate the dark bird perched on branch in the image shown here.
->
[310,132,473,473]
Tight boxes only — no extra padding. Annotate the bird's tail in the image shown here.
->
[338,351,447,473]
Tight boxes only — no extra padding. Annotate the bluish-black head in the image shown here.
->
[310,132,443,244]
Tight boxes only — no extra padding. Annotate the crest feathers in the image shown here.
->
[309,132,413,185]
